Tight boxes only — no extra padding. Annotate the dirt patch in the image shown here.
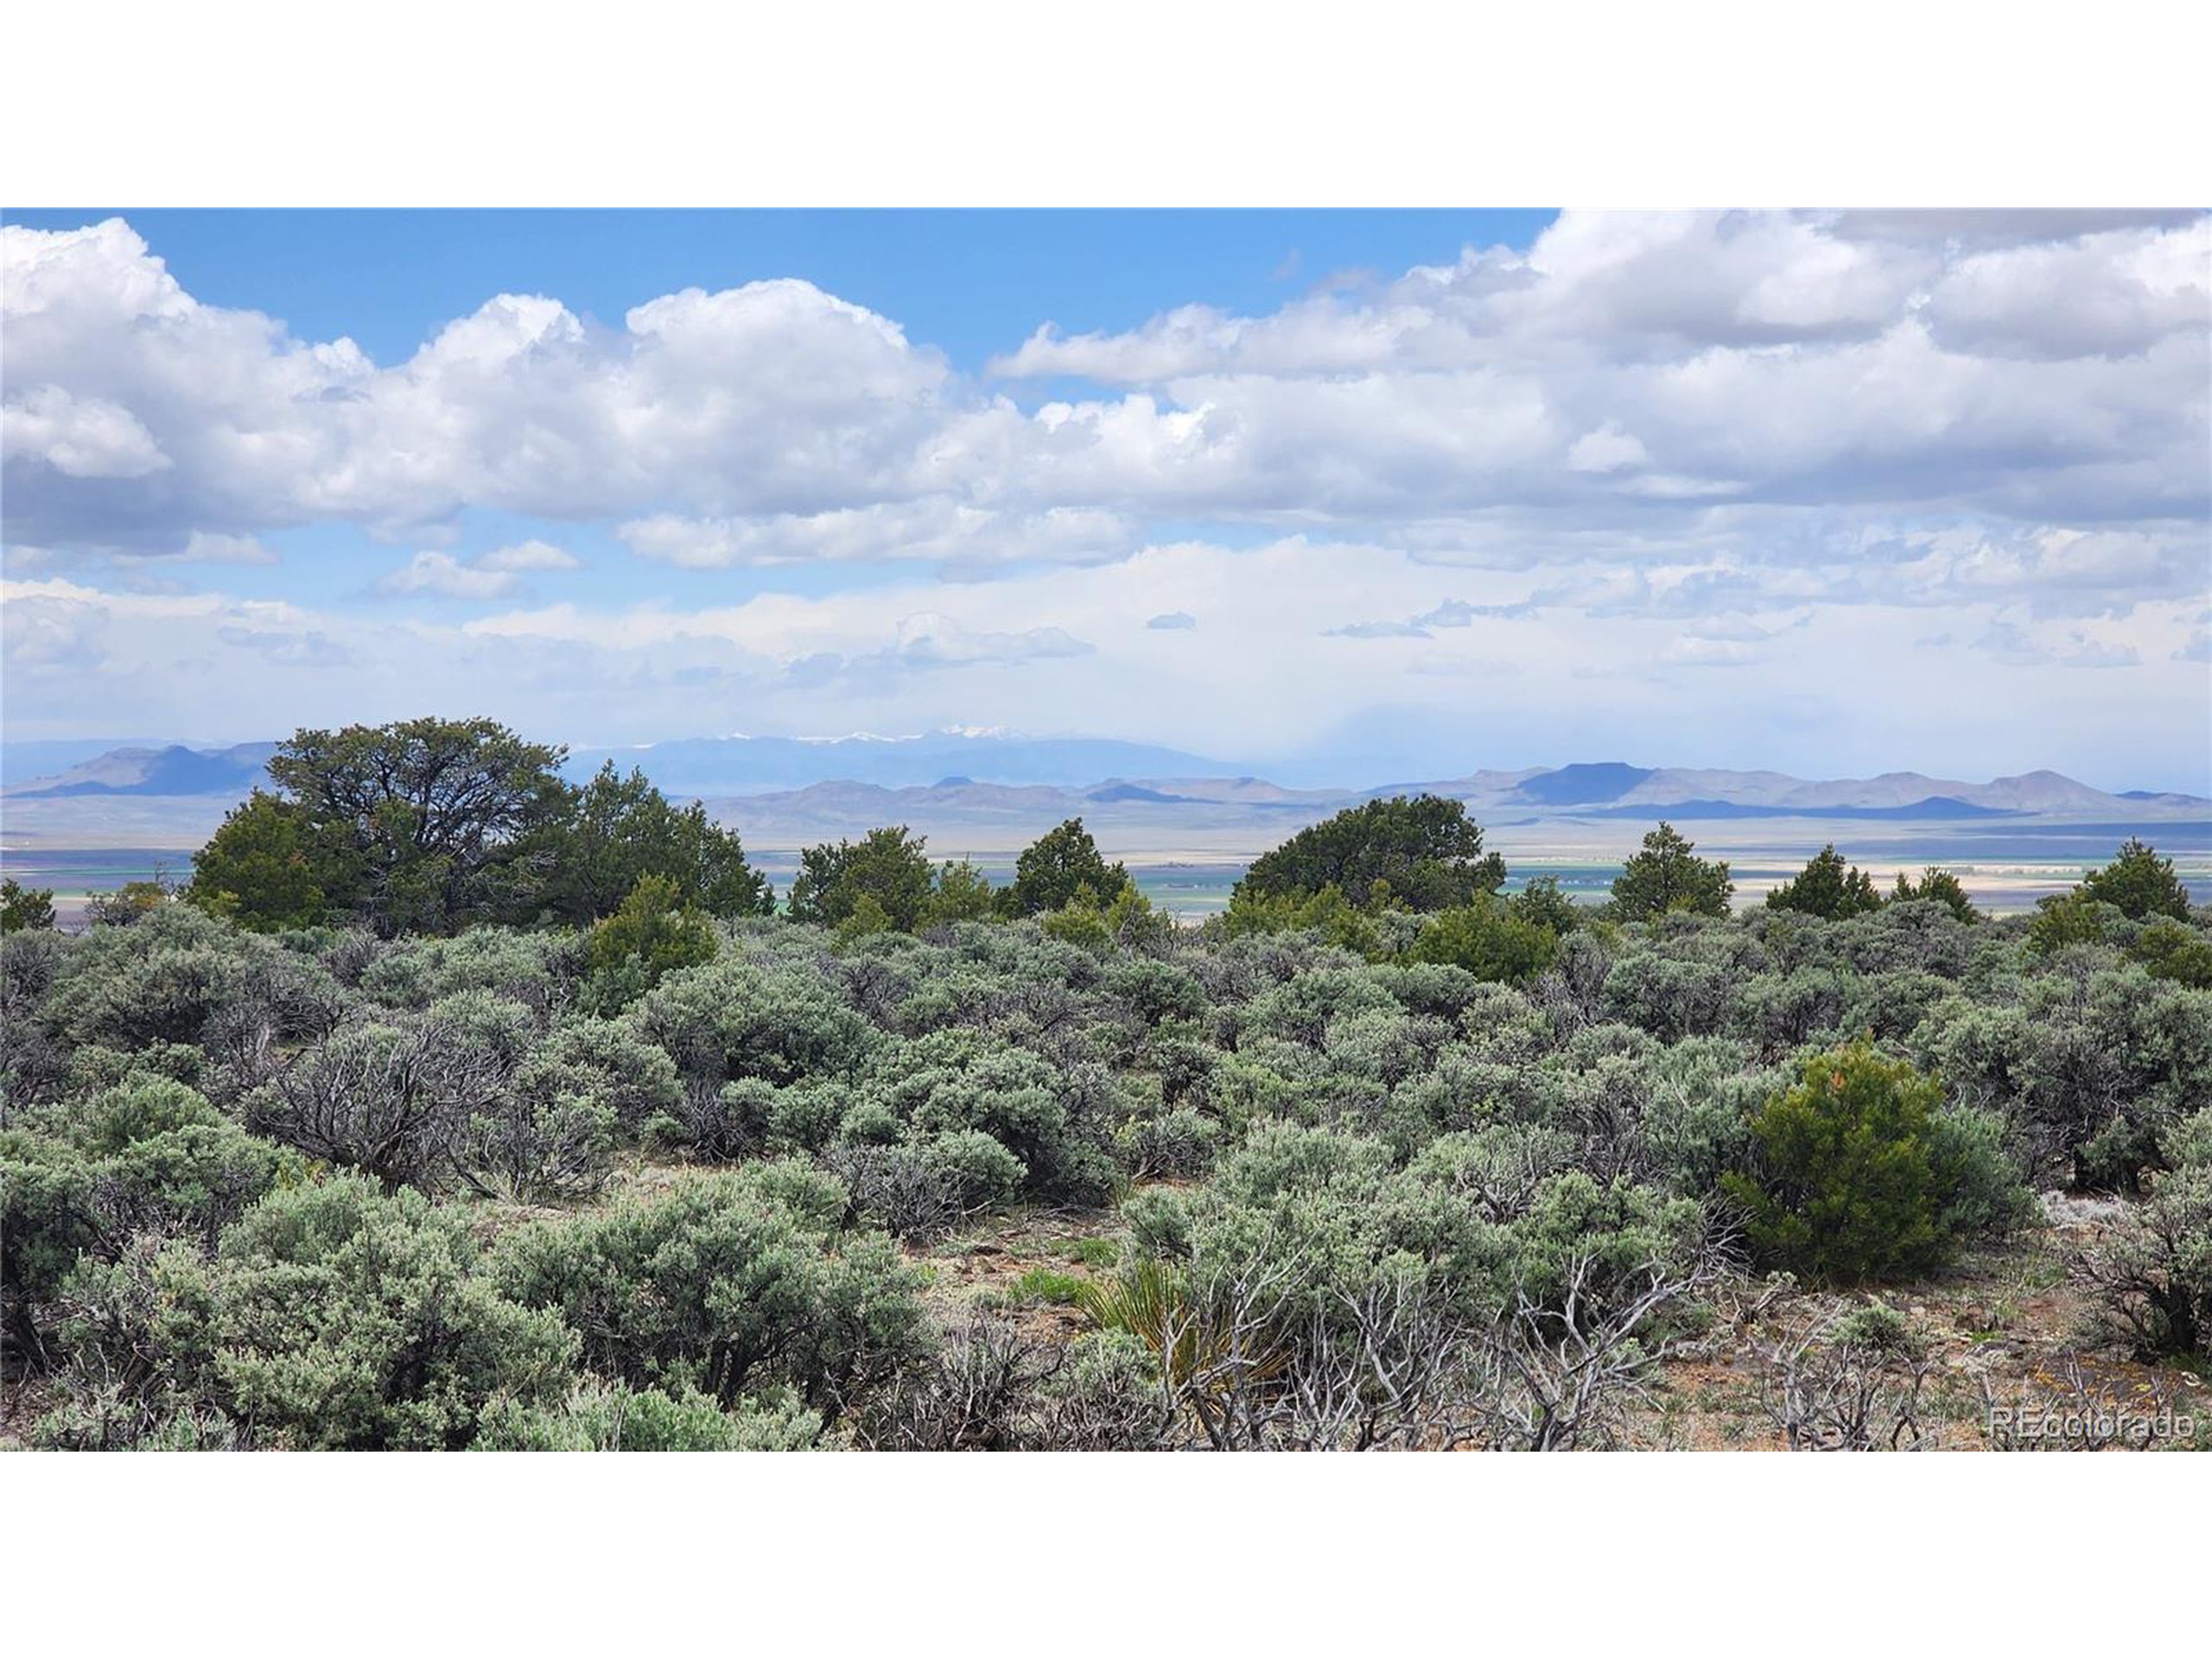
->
[1637,1201,2208,1452]
[909,1205,1124,1342]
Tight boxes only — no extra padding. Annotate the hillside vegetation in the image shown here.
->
[3,720,2207,1451]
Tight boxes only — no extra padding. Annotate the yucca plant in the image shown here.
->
[1076,1256,1290,1443]
[1074,1258,1204,1383]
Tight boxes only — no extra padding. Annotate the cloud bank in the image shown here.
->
[3,211,2207,788]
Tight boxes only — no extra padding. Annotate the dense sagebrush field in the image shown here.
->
[3,719,2207,1452]
[5,864,2207,1452]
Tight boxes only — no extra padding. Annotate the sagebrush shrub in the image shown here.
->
[476,1379,819,1451]
[35,1177,579,1450]
[1,1077,298,1359]
[492,1164,927,1415]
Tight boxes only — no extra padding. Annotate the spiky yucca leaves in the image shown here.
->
[1075,1256,1290,1406]
[1076,1258,1194,1376]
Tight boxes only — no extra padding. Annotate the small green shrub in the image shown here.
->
[2077,1166,2212,1361]
[1,1131,99,1351]
[1,1078,300,1357]
[1031,1329,1174,1450]
[584,874,717,1007]
[1721,1042,2031,1285]
[924,1129,1028,1212]
[2132,918,2212,988]
[2026,892,2115,957]
[1221,882,1384,957]
[208,1176,580,1447]
[35,1177,578,1449]
[1117,1106,1222,1179]
[1406,895,1559,984]
[2163,1110,2212,1173]
[626,958,880,1090]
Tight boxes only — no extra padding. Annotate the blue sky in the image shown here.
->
[2,209,1558,372]
[3,208,2209,789]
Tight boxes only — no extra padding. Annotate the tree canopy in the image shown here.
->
[190,717,571,936]
[1611,822,1733,920]
[2080,837,2192,922]
[1891,867,1980,924]
[186,718,767,938]
[541,762,772,924]
[1766,844,1882,921]
[1236,794,1507,912]
[787,826,935,931]
[1001,817,1128,918]
[1,879,57,934]
[184,791,333,931]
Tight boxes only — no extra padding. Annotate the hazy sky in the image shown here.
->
[3,209,2208,789]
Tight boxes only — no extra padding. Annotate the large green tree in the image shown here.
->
[1001,817,1128,918]
[787,826,934,931]
[1236,794,1506,912]
[183,790,333,931]
[1765,844,1882,921]
[189,717,571,936]
[1611,823,1733,920]
[541,762,772,923]
[2079,837,2192,922]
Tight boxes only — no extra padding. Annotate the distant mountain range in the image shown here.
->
[562,732,1235,794]
[696,766,2209,847]
[4,734,2205,851]
[0,737,225,791]
[1390,762,2209,817]
[0,731,1235,800]
[1,742,280,799]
